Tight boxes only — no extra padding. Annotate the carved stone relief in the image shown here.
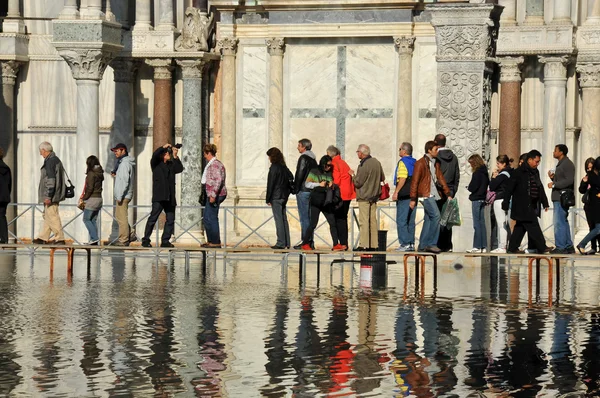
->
[577,63,600,88]
[266,37,285,56]
[59,49,115,80]
[175,8,214,52]
[0,60,20,85]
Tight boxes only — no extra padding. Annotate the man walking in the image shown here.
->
[350,144,384,250]
[33,142,67,245]
[409,141,452,254]
[293,138,317,250]
[141,143,184,248]
[548,144,575,254]
[503,150,550,254]
[110,143,136,246]
[434,134,460,252]
[392,142,416,251]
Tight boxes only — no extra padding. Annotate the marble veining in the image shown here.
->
[242,46,267,109]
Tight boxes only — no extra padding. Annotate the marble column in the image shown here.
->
[552,0,571,23]
[498,0,517,25]
[134,0,152,30]
[111,60,138,156]
[577,63,600,170]
[394,36,415,148]
[586,0,600,24]
[218,37,239,196]
[0,61,20,241]
[146,59,174,150]
[59,0,79,19]
[157,0,175,30]
[266,38,285,150]
[498,57,524,163]
[524,0,544,24]
[539,55,570,199]
[82,0,104,19]
[177,60,207,238]
[4,0,25,33]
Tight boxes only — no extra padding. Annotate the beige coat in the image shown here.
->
[353,156,385,202]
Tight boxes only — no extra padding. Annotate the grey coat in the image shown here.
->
[551,156,575,202]
[38,152,67,204]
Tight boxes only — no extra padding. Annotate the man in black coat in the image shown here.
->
[434,134,460,252]
[502,150,549,254]
[0,148,12,244]
[293,138,317,249]
[142,144,184,248]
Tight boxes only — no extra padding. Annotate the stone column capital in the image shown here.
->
[266,37,285,56]
[498,56,524,83]
[394,36,415,55]
[0,61,21,85]
[539,55,571,82]
[577,63,600,88]
[146,58,174,80]
[176,60,208,79]
[218,37,239,56]
[111,59,139,83]
[59,49,116,81]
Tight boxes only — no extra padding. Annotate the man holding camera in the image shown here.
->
[141,143,184,248]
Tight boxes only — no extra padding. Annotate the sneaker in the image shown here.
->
[32,238,46,244]
[160,242,175,248]
[425,246,442,254]
[332,244,347,251]
[395,244,412,252]
[585,249,597,256]
[524,249,536,254]
[301,244,312,251]
[271,245,285,250]
[141,240,152,248]
[52,240,66,245]
[466,248,483,254]
[565,246,576,254]
[408,244,415,252]
[491,248,506,254]
[293,244,303,250]
[85,240,99,246]
[550,248,566,255]
[110,241,129,247]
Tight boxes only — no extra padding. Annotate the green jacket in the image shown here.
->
[353,156,385,202]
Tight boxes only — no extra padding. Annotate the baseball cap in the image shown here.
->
[111,143,127,152]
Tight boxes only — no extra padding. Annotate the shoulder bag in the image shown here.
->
[63,169,75,199]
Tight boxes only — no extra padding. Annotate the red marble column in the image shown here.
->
[498,57,524,163]
[146,59,174,150]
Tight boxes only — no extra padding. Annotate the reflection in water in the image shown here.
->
[1,254,600,395]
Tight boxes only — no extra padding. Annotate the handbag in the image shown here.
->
[64,170,75,199]
[560,188,575,209]
[583,191,590,205]
[199,184,207,206]
[379,182,390,201]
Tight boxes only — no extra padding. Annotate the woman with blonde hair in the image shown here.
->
[466,154,489,253]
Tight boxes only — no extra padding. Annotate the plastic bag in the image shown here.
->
[440,198,461,228]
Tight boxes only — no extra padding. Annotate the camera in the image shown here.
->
[166,143,182,155]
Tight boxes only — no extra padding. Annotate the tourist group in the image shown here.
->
[0,135,598,255]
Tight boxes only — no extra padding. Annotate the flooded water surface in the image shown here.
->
[0,252,599,396]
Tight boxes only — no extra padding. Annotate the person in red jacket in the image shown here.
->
[327,146,355,251]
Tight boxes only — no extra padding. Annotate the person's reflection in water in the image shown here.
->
[549,312,577,394]
[261,288,292,396]
[464,305,491,391]
[581,313,600,394]
[291,294,322,395]
[392,304,433,397]
[352,294,384,395]
[431,302,458,395]
[143,264,184,395]
[192,284,226,396]
[323,289,355,395]
[79,276,104,393]
[0,254,21,395]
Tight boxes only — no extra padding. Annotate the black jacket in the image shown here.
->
[502,163,549,221]
[467,166,489,201]
[579,172,600,224]
[0,159,11,203]
[489,168,512,200]
[266,163,293,203]
[150,147,184,205]
[294,153,317,194]
[436,148,460,197]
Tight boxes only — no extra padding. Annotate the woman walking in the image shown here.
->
[80,155,104,245]
[578,157,600,254]
[466,154,489,253]
[0,148,11,244]
[489,155,513,253]
[201,144,227,248]
[301,155,338,250]
[327,145,355,251]
[266,147,293,249]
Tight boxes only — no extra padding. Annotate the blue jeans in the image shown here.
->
[83,208,100,242]
[579,222,600,248]
[419,198,441,250]
[553,201,573,249]
[472,200,486,249]
[396,198,416,246]
[296,191,311,243]
[203,196,226,244]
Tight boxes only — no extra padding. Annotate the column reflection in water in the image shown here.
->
[79,274,104,392]
[581,313,600,394]
[0,254,21,395]
[549,312,578,394]
[291,294,322,395]
[261,288,291,396]
[353,294,384,395]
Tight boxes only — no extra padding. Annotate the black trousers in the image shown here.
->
[143,201,176,243]
[508,220,546,253]
[334,200,351,246]
[585,207,600,251]
[0,202,7,243]
[436,197,453,251]
[303,204,338,247]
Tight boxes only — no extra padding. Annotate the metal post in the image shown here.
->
[224,208,227,247]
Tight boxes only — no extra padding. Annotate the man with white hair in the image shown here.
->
[349,144,384,250]
[33,142,67,244]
